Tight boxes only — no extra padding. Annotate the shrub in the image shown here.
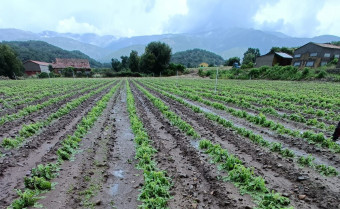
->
[38,72,49,78]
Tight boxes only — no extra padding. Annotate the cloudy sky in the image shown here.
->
[0,0,339,37]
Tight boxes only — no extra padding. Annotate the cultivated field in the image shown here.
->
[0,78,339,209]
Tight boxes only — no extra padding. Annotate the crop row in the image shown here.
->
[1,81,117,151]
[7,81,121,209]
[168,79,340,110]
[148,79,339,125]
[0,81,110,126]
[139,80,338,177]
[126,80,171,209]
[144,80,340,153]
[0,80,101,110]
[133,80,294,208]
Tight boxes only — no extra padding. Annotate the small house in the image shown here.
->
[199,62,209,67]
[52,58,91,74]
[23,60,51,76]
[292,42,340,68]
[255,52,293,67]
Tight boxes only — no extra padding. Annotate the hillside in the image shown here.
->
[2,40,103,68]
[171,49,225,67]
[1,28,340,62]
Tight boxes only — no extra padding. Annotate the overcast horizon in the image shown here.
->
[1,0,340,38]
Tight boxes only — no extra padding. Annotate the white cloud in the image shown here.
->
[56,17,101,34]
[316,0,340,36]
[253,0,323,37]
[0,0,188,37]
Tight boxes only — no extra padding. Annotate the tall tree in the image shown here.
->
[242,48,260,64]
[0,44,24,79]
[140,42,171,75]
[111,58,122,72]
[129,50,140,72]
[224,57,241,66]
[120,56,129,69]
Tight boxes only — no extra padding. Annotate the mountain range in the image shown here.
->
[1,28,340,63]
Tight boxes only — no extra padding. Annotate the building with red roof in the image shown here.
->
[23,60,51,76]
[52,58,91,74]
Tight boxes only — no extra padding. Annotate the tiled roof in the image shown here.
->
[314,43,340,49]
[52,58,91,69]
[25,60,51,66]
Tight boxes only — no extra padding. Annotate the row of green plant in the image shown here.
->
[144,81,340,154]
[170,78,339,110]
[8,81,121,209]
[126,80,171,209]
[155,78,339,119]
[199,139,292,209]
[0,81,111,126]
[140,81,339,177]
[0,80,88,108]
[1,81,92,109]
[1,81,116,150]
[148,80,339,125]
[133,80,294,208]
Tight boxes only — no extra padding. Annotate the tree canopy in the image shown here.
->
[224,57,241,66]
[0,44,24,78]
[2,40,103,68]
[243,48,260,64]
[269,47,295,55]
[140,42,171,75]
[171,48,224,67]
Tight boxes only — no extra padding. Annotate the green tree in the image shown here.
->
[120,56,129,69]
[0,44,24,78]
[270,47,295,55]
[111,58,122,72]
[224,57,241,66]
[140,42,171,75]
[129,50,140,72]
[243,48,260,64]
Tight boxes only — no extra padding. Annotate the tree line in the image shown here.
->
[109,42,185,76]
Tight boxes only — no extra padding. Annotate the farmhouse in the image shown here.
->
[23,60,51,76]
[52,58,91,74]
[199,62,209,67]
[292,42,340,68]
[255,52,293,67]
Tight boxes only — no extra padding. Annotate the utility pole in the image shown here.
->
[214,67,219,93]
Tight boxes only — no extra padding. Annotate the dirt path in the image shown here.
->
[36,82,142,209]
[0,83,117,207]
[137,81,340,209]
[131,82,255,209]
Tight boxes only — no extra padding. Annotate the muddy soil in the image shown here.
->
[0,82,118,207]
[144,82,340,169]
[0,83,99,118]
[131,82,255,209]
[137,81,340,209]
[35,83,142,209]
[0,82,112,141]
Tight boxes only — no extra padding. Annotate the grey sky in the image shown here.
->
[0,0,339,37]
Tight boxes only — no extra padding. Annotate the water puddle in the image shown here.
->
[173,94,340,172]
[113,170,124,178]
[109,184,119,196]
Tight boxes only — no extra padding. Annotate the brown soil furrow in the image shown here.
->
[0,83,96,118]
[35,83,122,209]
[144,83,340,170]
[0,82,111,139]
[0,82,117,207]
[138,82,340,209]
[131,82,255,209]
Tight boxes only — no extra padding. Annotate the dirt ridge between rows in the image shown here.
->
[137,81,340,209]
